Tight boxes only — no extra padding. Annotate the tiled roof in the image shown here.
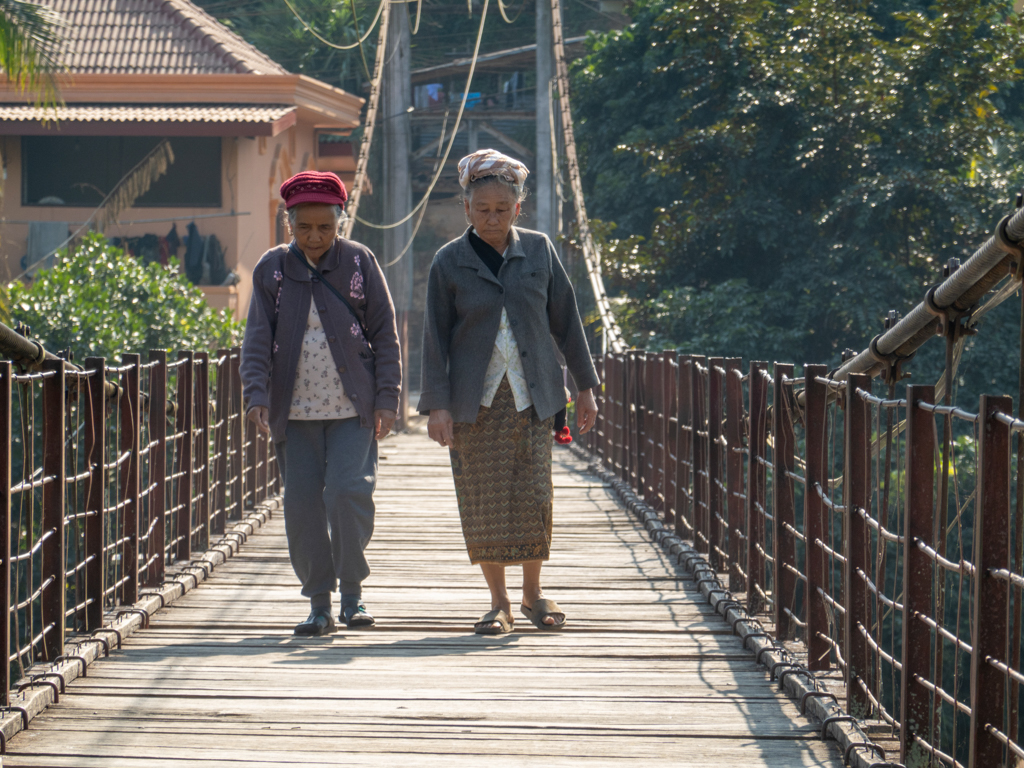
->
[42,0,288,75]
[0,103,294,122]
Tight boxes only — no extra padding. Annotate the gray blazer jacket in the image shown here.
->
[418,226,599,423]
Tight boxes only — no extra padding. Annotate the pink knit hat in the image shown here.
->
[279,171,348,208]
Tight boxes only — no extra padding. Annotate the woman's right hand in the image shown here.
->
[427,409,455,448]
[248,406,270,434]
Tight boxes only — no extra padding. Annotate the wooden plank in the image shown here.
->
[1,433,843,767]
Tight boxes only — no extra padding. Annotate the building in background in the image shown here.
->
[0,0,364,317]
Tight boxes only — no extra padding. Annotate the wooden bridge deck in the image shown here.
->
[5,433,842,766]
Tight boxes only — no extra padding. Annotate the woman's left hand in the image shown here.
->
[375,409,397,440]
[576,388,598,434]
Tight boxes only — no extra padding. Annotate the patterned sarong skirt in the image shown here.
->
[449,377,554,565]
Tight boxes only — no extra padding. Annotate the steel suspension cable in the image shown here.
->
[410,0,422,34]
[352,0,490,236]
[380,103,456,267]
[281,0,387,51]
[349,0,373,81]
[341,1,391,239]
[497,0,526,23]
[548,0,624,353]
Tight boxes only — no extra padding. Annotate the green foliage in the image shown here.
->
[8,233,243,362]
[0,0,65,107]
[575,0,1024,386]
[571,2,693,238]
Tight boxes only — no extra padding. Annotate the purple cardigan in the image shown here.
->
[240,238,402,444]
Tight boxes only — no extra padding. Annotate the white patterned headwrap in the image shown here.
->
[458,149,529,189]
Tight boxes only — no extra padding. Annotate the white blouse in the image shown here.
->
[480,306,533,412]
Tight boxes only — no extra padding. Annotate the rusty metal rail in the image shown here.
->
[804,205,1024,392]
[584,351,1024,767]
[0,346,277,702]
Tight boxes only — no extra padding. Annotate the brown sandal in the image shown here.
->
[521,598,566,630]
[474,608,514,635]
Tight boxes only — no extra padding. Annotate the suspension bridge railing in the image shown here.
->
[582,351,1024,767]
[0,346,277,705]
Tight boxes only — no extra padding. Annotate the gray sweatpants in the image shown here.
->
[276,418,377,610]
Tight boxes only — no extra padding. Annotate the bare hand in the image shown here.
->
[427,409,455,448]
[248,406,270,434]
[374,409,397,440]
[576,388,598,434]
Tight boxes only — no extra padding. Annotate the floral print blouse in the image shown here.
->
[288,297,358,420]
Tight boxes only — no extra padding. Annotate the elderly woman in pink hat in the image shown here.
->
[241,171,402,636]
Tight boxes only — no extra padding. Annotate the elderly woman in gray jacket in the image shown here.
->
[241,171,401,637]
[419,149,599,635]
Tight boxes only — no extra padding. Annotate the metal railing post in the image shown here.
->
[175,351,194,561]
[843,373,872,717]
[628,351,641,494]
[269,442,280,495]
[606,355,616,476]
[638,354,647,512]
[84,358,107,626]
[586,356,598,457]
[746,361,768,613]
[602,355,614,470]
[968,394,1012,767]
[244,407,257,511]
[41,359,66,661]
[772,363,796,640]
[229,348,244,521]
[212,350,230,536]
[653,351,665,512]
[619,353,627,482]
[691,356,708,554]
[708,357,724,571]
[257,423,269,505]
[119,354,141,605]
[902,384,937,766]
[724,358,744,592]
[147,351,167,586]
[802,364,829,670]
[663,351,678,526]
[619,353,629,485]
[676,355,693,539]
[196,352,211,550]
[0,361,11,702]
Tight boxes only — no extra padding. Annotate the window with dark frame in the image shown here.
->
[22,136,222,208]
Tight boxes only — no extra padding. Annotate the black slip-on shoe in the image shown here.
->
[341,601,375,628]
[294,608,336,636]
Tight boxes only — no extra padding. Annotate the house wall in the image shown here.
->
[232,122,321,317]
[0,121,335,321]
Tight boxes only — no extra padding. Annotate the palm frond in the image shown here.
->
[0,0,65,108]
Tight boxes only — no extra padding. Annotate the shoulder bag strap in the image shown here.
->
[288,244,368,338]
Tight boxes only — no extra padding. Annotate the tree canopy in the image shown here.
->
[573,0,1024,380]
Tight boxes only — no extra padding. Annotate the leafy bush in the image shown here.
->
[8,233,243,362]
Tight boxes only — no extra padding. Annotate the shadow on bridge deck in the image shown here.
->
[3,432,843,767]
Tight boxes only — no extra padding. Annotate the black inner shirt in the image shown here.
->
[467,228,505,279]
